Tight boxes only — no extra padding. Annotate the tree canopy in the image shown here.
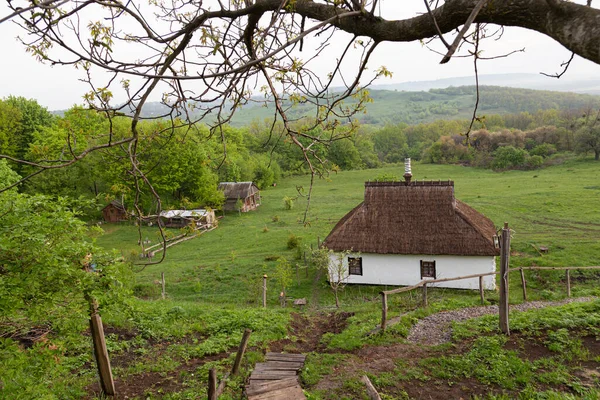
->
[2,0,600,216]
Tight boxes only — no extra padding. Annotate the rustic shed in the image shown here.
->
[102,200,128,223]
[323,163,499,290]
[159,209,216,229]
[218,182,261,212]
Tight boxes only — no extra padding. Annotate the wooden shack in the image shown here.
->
[159,209,216,229]
[218,182,261,212]
[102,200,128,222]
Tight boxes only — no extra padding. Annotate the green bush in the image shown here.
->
[287,234,301,249]
[133,283,161,299]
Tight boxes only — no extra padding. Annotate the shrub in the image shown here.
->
[271,215,280,222]
[527,155,544,169]
[492,146,529,169]
[287,234,301,249]
[283,196,295,210]
[133,283,161,299]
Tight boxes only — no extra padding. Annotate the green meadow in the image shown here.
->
[97,158,600,306]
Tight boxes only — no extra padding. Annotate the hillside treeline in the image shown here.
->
[0,96,599,213]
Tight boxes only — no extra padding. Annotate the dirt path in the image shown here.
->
[407,297,596,345]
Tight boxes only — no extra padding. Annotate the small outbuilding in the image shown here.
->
[323,160,499,290]
[159,209,216,229]
[102,200,128,222]
[218,182,261,212]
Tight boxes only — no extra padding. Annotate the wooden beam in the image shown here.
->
[499,222,510,335]
[360,375,382,400]
[422,282,428,307]
[479,275,485,305]
[89,301,115,396]
[262,274,268,308]
[208,368,217,400]
[231,329,252,376]
[520,268,527,302]
[566,269,571,297]
[380,292,388,331]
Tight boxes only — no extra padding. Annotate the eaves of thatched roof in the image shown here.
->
[218,182,259,199]
[323,181,498,257]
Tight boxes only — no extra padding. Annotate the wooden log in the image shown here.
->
[262,275,267,308]
[520,268,527,301]
[208,368,217,400]
[231,329,252,376]
[161,272,166,299]
[380,292,388,331]
[499,222,510,335]
[479,276,485,305]
[422,282,428,307]
[89,301,115,396]
[566,269,571,297]
[360,375,382,400]
[215,372,230,397]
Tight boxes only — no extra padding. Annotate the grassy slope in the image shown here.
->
[97,158,600,306]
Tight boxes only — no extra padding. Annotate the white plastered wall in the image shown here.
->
[328,252,496,290]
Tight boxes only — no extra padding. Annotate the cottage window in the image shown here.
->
[420,260,436,279]
[348,257,363,276]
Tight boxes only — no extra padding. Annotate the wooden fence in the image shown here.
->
[379,265,600,332]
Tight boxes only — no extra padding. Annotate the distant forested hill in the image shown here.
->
[106,85,600,127]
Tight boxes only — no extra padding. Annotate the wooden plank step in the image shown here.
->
[246,377,299,396]
[250,371,298,380]
[254,361,304,370]
[265,353,306,362]
[248,384,305,400]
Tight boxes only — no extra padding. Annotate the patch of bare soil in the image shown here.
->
[85,327,229,400]
[269,312,353,354]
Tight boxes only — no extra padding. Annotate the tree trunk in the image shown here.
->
[334,290,339,308]
[595,150,599,160]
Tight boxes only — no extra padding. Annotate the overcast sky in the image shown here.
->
[1,0,599,111]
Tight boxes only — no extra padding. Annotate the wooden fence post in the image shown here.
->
[566,269,571,297]
[520,268,527,301]
[422,283,428,307]
[89,300,116,396]
[360,375,382,400]
[231,329,252,376]
[380,292,388,331]
[499,222,510,335]
[262,274,267,308]
[161,272,166,299]
[479,276,485,305]
[208,368,217,400]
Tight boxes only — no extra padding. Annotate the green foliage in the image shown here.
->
[273,257,293,296]
[372,173,399,182]
[283,195,295,210]
[286,234,301,249]
[0,193,132,337]
[492,146,530,169]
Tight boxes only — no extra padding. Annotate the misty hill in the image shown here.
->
[371,73,600,95]
[226,85,600,126]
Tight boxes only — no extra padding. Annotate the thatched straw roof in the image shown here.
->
[218,182,259,199]
[323,181,498,256]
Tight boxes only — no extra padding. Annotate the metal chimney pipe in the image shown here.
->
[404,158,412,184]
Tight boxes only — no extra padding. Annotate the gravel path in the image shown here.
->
[407,297,596,345]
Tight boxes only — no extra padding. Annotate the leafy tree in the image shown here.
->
[492,146,529,170]
[575,113,600,161]
[327,138,363,170]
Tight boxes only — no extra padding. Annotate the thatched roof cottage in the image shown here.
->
[323,160,499,290]
[218,182,261,212]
